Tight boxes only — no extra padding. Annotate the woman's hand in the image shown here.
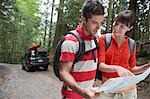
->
[144,62,150,69]
[116,85,136,93]
[131,62,150,74]
[113,66,134,77]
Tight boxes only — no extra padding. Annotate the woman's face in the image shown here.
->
[112,21,133,37]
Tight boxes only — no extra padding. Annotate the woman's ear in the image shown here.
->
[129,26,134,31]
[127,26,133,32]
[113,21,116,26]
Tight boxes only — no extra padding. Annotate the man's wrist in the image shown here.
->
[71,84,84,94]
[112,66,117,72]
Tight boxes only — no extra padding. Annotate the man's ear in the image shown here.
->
[82,16,86,24]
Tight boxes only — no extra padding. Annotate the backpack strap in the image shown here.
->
[53,30,84,81]
[128,38,135,55]
[93,36,99,49]
[68,30,85,63]
[96,34,112,81]
[92,36,99,62]
[105,34,135,56]
[105,33,112,51]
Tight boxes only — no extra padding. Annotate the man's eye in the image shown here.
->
[92,21,97,24]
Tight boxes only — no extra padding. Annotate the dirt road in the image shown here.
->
[0,63,62,99]
[0,63,149,99]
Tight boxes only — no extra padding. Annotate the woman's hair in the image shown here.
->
[81,0,104,21]
[115,10,135,27]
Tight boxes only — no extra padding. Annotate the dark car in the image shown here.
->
[22,51,49,72]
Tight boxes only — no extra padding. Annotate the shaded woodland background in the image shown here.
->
[0,0,150,96]
[0,0,149,63]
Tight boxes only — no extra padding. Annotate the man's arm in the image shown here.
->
[60,61,79,90]
[60,61,96,98]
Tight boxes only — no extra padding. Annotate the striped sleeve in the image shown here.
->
[60,34,79,62]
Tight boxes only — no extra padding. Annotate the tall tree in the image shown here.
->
[52,0,66,50]
[129,0,137,38]
[0,0,40,63]
[106,0,113,33]
[47,0,55,54]
[42,0,49,46]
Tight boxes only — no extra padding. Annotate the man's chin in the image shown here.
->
[92,31,97,35]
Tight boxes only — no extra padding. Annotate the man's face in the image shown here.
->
[83,15,104,36]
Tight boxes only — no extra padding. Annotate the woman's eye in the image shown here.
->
[121,25,125,28]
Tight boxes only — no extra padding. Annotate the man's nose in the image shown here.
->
[96,23,101,30]
[96,26,100,30]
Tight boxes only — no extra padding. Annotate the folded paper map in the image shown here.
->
[94,67,150,93]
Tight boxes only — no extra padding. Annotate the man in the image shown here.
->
[59,0,104,98]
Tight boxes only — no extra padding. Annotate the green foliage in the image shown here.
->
[0,0,41,63]
[135,0,149,41]
[0,0,17,21]
[0,0,149,63]
[63,0,84,29]
[16,0,38,17]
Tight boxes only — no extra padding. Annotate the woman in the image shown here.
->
[98,10,150,99]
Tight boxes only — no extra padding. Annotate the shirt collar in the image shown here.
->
[112,34,128,42]
[75,25,94,40]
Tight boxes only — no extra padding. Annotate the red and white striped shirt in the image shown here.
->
[60,25,98,91]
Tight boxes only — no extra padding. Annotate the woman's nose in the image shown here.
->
[114,25,120,30]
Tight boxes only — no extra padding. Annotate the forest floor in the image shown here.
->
[0,62,150,99]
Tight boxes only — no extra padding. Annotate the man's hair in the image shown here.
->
[81,0,104,21]
[115,10,135,27]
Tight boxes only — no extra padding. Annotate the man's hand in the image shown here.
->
[79,87,101,99]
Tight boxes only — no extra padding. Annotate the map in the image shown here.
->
[94,67,150,93]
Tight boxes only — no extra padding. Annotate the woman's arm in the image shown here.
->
[99,62,134,77]
[130,63,150,74]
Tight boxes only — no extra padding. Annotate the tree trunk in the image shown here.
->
[129,0,137,39]
[119,0,123,12]
[43,1,49,46]
[106,0,113,33]
[52,0,67,51]
[47,0,55,54]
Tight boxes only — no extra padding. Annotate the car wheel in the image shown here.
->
[24,56,32,72]
[24,64,32,72]
[31,66,37,71]
[43,65,48,71]
[22,57,26,70]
